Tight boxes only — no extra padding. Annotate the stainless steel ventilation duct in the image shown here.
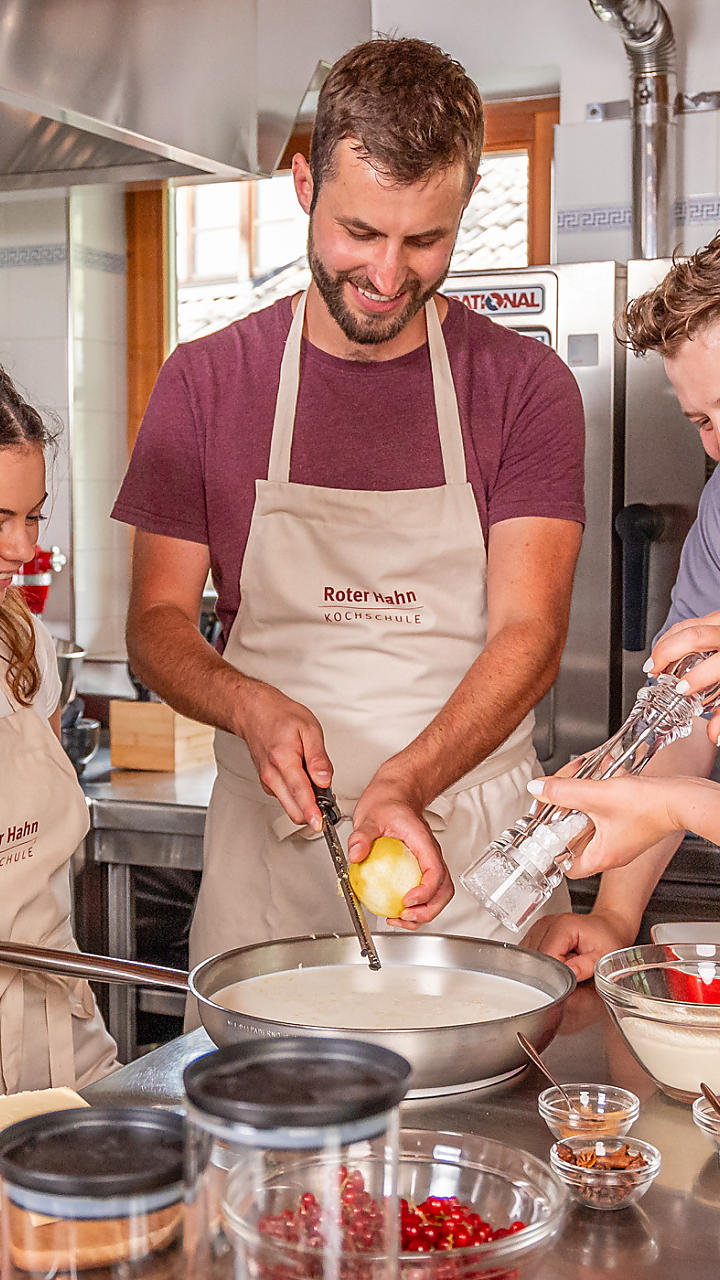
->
[587,0,677,258]
[0,0,371,190]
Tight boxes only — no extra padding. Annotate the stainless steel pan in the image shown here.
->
[0,934,575,1098]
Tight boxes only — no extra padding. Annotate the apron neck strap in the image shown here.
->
[425,294,467,484]
[267,290,467,485]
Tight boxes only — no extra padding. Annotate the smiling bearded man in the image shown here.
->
[111,35,585,1021]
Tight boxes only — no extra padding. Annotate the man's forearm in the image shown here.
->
[127,603,248,734]
[378,618,563,806]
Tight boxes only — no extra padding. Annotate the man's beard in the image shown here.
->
[307,224,450,347]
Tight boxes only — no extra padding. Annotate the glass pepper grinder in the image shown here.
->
[461,652,720,934]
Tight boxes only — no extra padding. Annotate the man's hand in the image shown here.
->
[236,679,333,831]
[648,610,720,746]
[523,908,635,982]
[348,770,454,929]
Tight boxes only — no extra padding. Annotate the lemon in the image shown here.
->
[349,837,422,918]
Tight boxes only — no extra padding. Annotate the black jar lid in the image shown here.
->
[183,1037,412,1128]
[0,1107,184,1197]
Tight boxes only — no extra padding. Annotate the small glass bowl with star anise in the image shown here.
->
[549,1136,661,1211]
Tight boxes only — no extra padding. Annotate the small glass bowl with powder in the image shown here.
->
[538,1083,640,1141]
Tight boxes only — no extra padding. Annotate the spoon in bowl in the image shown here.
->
[700,1081,720,1118]
[517,1032,580,1113]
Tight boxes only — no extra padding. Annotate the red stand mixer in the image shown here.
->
[14,545,67,615]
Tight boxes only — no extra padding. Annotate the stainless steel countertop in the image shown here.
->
[81,747,216,835]
[84,986,720,1276]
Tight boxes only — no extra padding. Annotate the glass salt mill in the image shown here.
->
[461,652,720,933]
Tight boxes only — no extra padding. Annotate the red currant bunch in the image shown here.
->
[400,1192,525,1254]
[255,1168,527,1279]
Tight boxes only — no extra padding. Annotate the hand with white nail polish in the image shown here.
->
[523,773,720,875]
[648,610,720,747]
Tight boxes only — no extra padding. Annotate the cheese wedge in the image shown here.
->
[0,1087,88,1131]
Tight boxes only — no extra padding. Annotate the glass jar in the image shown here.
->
[183,1036,412,1280]
[0,1106,185,1279]
[461,651,720,933]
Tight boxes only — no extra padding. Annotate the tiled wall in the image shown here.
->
[554,112,720,264]
[0,195,73,637]
[69,187,130,665]
[0,188,131,685]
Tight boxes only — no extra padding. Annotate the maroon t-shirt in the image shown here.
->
[113,296,585,646]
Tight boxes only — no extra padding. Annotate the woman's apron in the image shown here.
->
[0,691,119,1092]
[189,290,569,978]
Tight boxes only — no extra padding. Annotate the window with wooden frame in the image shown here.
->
[483,96,559,266]
[126,95,559,449]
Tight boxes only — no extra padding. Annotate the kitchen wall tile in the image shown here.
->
[73,337,127,416]
[0,196,67,247]
[2,262,68,340]
[74,563,129,660]
[75,555,120,612]
[70,187,127,256]
[71,265,126,344]
[681,113,719,212]
[73,478,118,551]
[554,120,633,263]
[73,408,129,484]
[0,336,70,421]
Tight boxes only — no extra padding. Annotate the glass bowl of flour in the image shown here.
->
[595,944,720,1104]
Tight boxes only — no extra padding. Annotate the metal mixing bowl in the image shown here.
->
[53,638,87,711]
[191,933,575,1098]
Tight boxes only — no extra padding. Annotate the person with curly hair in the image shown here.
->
[0,366,118,1091]
[526,232,720,977]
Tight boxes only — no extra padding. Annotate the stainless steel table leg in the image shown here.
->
[107,864,136,1064]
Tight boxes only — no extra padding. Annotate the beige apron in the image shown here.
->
[189,291,569,976]
[0,690,119,1092]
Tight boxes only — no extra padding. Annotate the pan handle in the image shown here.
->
[0,940,189,992]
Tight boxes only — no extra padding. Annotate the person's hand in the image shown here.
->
[236,678,332,830]
[525,773,684,876]
[523,908,635,982]
[348,769,454,930]
[647,610,720,746]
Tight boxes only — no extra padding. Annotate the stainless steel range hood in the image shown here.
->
[0,0,371,190]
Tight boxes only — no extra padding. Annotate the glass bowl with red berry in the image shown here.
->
[222,1127,567,1279]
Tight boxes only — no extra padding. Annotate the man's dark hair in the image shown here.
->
[309,36,485,201]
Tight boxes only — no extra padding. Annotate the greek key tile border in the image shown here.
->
[675,196,720,225]
[557,205,632,233]
[0,243,66,267]
[558,196,720,233]
[73,245,127,274]
[0,243,126,272]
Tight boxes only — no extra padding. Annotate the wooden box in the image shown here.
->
[109,700,215,771]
